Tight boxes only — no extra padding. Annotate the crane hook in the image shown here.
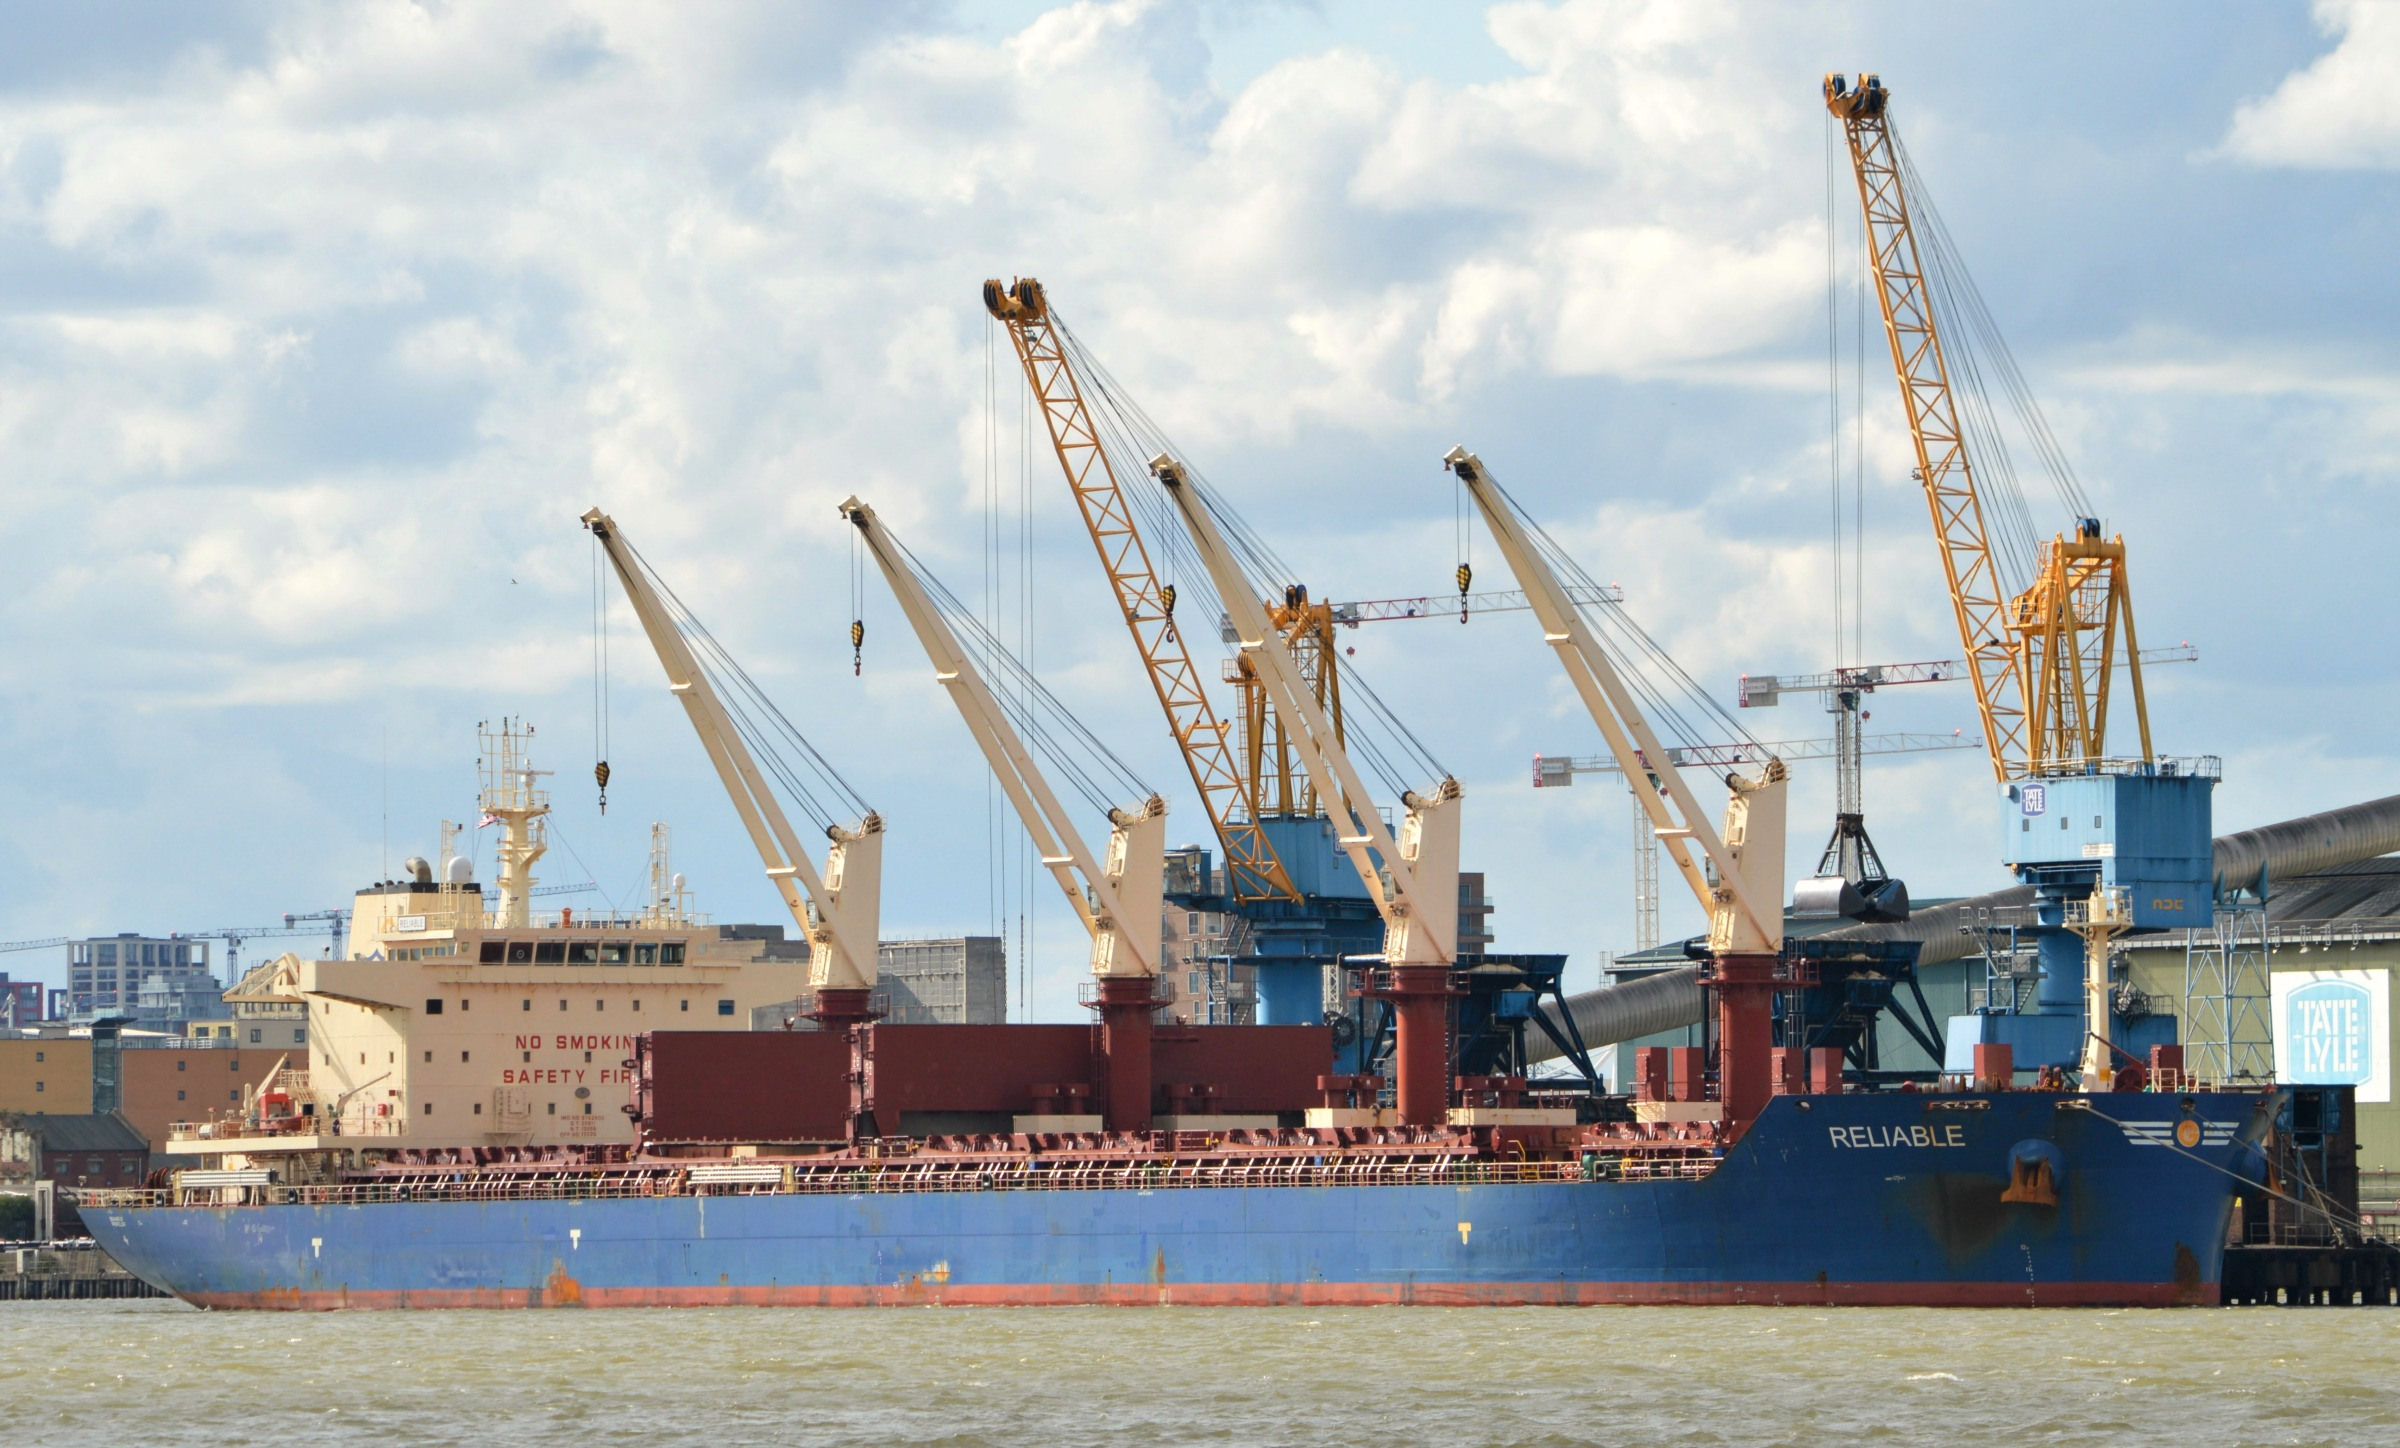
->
[1455,562,1472,623]
[851,618,864,676]
[595,760,611,814]
[1160,583,1176,617]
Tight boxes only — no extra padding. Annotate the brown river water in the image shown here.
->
[2,1299,2393,1446]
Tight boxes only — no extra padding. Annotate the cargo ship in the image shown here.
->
[78,1083,2274,1308]
[56,273,2320,1312]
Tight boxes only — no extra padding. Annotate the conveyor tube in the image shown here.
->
[1529,791,2400,1061]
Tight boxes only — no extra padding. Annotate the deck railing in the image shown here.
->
[71,1149,1719,1211]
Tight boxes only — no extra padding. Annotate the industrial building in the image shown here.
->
[2122,857,2400,1215]
[0,1037,90,1114]
[0,973,45,1028]
[0,1114,148,1191]
[1160,884,1248,1024]
[65,934,217,1026]
[753,937,1011,1028]
[873,938,1007,1025]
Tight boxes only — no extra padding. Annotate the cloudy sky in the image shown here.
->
[2,0,2394,1017]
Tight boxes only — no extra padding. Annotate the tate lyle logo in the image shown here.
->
[2285,980,2372,1086]
[2273,970,2391,1104]
[1829,1124,1966,1149]
[2019,783,2047,817]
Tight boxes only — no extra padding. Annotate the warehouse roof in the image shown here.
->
[1610,898,1968,973]
[2265,857,2400,923]
[10,1113,146,1153]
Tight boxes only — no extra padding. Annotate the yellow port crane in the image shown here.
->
[1826,72,2151,783]
[982,278,1300,907]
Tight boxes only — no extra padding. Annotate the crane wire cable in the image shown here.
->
[1055,313,1448,795]
[1891,127,2094,599]
[619,535,872,834]
[881,524,1154,816]
[1479,468,1763,759]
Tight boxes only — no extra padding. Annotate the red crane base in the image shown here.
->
[1094,975,1156,1133]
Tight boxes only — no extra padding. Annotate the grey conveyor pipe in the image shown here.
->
[1528,791,2400,1063]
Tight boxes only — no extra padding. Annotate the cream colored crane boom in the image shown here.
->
[842,497,1164,979]
[581,508,882,998]
[1445,448,1784,956]
[1150,456,1460,966]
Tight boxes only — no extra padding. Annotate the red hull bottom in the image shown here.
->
[182,1279,2220,1311]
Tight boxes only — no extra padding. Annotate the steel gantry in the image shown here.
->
[1826,71,2214,1087]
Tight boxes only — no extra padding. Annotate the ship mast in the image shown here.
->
[480,718,550,928]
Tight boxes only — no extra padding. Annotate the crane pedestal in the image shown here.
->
[1094,975,1157,1134]
[808,987,876,1033]
[1385,965,1457,1128]
[1709,953,1783,1137]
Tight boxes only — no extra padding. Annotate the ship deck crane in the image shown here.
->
[1448,447,1792,1133]
[1152,454,1465,1128]
[1827,71,2217,1084]
[583,508,885,1039]
[844,495,1167,1132]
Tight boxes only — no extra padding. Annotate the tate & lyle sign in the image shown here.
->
[2271,969,2391,1104]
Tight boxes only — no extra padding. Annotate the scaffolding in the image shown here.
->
[2183,899,2273,1082]
[1965,904,2042,1015]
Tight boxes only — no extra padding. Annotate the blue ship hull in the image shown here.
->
[82,1092,2274,1309]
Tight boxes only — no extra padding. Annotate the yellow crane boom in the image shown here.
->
[1826,72,2151,781]
[983,278,1299,905]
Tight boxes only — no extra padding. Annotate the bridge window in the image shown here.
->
[535,942,567,965]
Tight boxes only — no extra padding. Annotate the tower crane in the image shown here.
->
[843,495,1167,1132]
[1226,581,1624,822]
[1152,454,1465,1128]
[1739,646,2196,904]
[1826,72,2217,1083]
[1534,730,1982,950]
[1330,583,1621,626]
[583,509,885,1036]
[1448,447,1794,1132]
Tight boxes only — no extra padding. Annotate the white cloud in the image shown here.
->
[0,2,2393,1009]
[2221,0,2400,169]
